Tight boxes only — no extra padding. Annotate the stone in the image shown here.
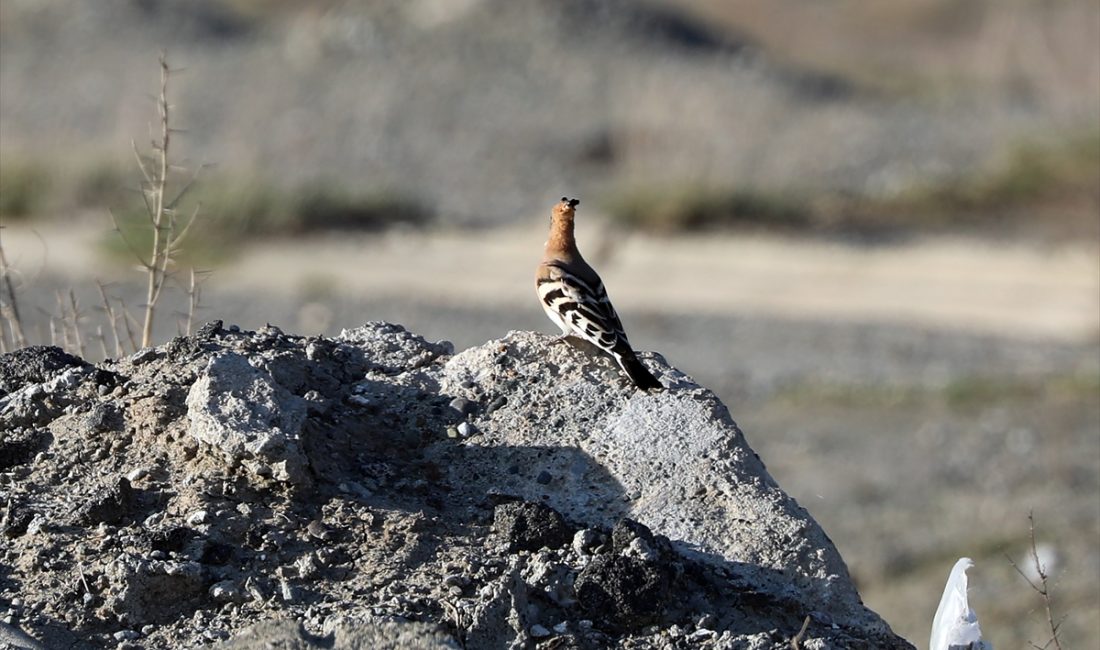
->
[574,555,671,630]
[493,501,573,553]
[71,478,134,526]
[185,352,309,485]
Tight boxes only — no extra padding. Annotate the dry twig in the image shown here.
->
[95,280,125,357]
[0,236,28,350]
[113,52,202,349]
[1007,511,1064,650]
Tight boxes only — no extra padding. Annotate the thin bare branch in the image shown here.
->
[107,207,153,269]
[96,326,108,359]
[130,139,155,187]
[1007,512,1064,650]
[0,238,28,348]
[68,289,85,358]
[170,203,202,253]
[95,280,124,358]
[118,298,138,354]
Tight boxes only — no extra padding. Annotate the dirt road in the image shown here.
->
[7,221,1096,343]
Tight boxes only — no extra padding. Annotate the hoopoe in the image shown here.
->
[536,197,663,391]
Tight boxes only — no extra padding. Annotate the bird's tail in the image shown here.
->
[617,351,663,391]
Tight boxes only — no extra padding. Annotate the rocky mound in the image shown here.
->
[0,322,912,648]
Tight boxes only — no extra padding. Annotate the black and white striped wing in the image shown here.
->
[538,264,630,355]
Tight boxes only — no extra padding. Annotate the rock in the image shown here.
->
[209,581,243,603]
[337,322,453,375]
[572,529,601,557]
[437,330,886,635]
[185,352,309,485]
[574,554,671,630]
[222,617,460,649]
[0,323,912,649]
[493,501,574,553]
[126,467,149,482]
[196,320,224,340]
[448,397,475,417]
[131,349,159,365]
[105,555,204,625]
[71,477,135,526]
[0,346,88,397]
[0,428,45,471]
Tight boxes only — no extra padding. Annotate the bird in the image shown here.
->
[536,197,662,390]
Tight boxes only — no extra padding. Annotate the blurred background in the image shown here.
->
[1,0,1098,646]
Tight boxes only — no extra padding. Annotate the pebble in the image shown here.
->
[529,624,551,638]
[113,630,140,641]
[209,581,241,603]
[456,422,476,437]
[443,574,469,588]
[448,397,474,415]
[186,510,208,526]
[553,621,569,634]
[306,520,330,540]
[279,580,297,602]
[536,470,552,485]
[125,467,148,482]
[445,426,460,439]
[97,384,110,396]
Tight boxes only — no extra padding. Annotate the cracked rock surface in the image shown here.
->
[0,321,912,648]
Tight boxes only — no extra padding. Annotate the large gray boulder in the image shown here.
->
[0,322,911,649]
[436,331,880,632]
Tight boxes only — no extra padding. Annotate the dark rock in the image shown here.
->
[131,349,159,365]
[2,503,34,538]
[0,428,45,470]
[574,554,672,630]
[72,477,135,526]
[611,518,673,559]
[536,470,552,485]
[448,397,476,417]
[87,402,123,433]
[493,500,573,552]
[195,320,224,340]
[200,542,234,565]
[0,346,88,397]
[166,336,205,360]
[144,527,194,554]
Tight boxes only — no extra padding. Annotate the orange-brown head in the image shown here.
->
[546,197,581,257]
[551,196,580,222]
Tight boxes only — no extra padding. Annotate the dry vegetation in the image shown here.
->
[602,128,1100,238]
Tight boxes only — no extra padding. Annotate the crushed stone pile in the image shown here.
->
[0,322,913,649]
